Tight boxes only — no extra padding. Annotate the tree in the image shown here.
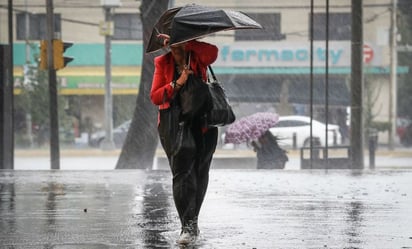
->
[15,44,72,147]
[398,0,412,44]
[116,0,169,169]
[397,0,412,120]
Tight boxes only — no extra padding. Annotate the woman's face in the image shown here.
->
[170,44,186,63]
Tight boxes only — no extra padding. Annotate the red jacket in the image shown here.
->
[150,40,218,110]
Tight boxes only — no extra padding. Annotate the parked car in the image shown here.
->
[89,120,131,148]
[269,115,342,148]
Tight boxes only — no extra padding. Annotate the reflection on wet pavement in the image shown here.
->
[0,170,411,248]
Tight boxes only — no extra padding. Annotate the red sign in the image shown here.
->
[363,44,374,64]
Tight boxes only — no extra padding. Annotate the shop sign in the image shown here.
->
[214,41,381,67]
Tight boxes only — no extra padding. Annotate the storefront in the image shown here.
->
[213,41,408,123]
[12,41,409,144]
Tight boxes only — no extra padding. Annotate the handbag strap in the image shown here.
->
[187,52,203,78]
[208,65,218,83]
[187,52,217,82]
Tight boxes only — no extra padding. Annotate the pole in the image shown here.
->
[4,0,14,169]
[350,0,364,169]
[309,0,314,169]
[0,46,4,169]
[325,0,330,169]
[0,4,14,169]
[46,0,60,169]
[101,7,115,150]
[388,0,398,150]
[25,0,33,147]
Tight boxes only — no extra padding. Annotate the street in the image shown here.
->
[13,147,412,170]
[1,169,412,248]
[2,1,412,248]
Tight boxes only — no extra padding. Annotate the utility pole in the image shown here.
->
[0,0,14,169]
[388,0,398,150]
[24,0,33,147]
[46,0,60,169]
[350,0,364,169]
[100,6,116,150]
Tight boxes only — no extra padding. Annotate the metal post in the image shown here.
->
[350,0,364,169]
[25,0,33,147]
[388,0,398,150]
[25,0,30,61]
[1,0,15,169]
[0,46,4,169]
[368,129,377,169]
[293,132,297,149]
[46,0,60,169]
[0,45,14,170]
[325,0,330,169]
[101,7,115,150]
[309,0,314,169]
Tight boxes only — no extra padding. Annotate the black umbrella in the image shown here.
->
[146,4,263,53]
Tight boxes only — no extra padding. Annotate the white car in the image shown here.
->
[89,120,131,148]
[269,115,342,148]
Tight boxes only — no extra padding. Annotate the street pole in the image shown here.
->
[325,0,330,168]
[6,0,14,169]
[350,0,364,169]
[25,0,33,147]
[46,0,60,169]
[101,6,115,150]
[309,0,314,168]
[388,0,398,150]
[0,0,14,169]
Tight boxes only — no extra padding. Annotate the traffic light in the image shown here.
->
[39,40,48,70]
[53,39,73,70]
[38,39,73,70]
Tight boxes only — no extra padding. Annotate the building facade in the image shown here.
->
[1,0,408,145]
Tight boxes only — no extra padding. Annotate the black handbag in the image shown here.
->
[158,90,182,158]
[158,84,196,160]
[206,66,236,127]
[178,53,212,120]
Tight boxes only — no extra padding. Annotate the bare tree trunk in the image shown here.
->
[116,0,169,169]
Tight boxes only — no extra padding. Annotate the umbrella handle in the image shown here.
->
[186,52,191,68]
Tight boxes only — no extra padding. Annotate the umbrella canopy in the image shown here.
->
[146,4,262,53]
[224,112,279,144]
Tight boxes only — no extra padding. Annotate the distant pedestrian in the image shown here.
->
[150,34,218,244]
[251,131,288,169]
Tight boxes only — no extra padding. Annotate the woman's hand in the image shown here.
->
[176,65,193,87]
[157,33,170,47]
[157,33,188,48]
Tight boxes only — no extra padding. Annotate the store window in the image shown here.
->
[235,13,284,41]
[113,13,142,40]
[311,12,351,40]
[16,13,61,40]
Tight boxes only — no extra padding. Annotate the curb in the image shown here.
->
[14,148,412,158]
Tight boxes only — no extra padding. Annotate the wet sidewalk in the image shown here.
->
[1,169,412,249]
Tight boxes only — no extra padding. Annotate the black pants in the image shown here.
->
[158,113,218,227]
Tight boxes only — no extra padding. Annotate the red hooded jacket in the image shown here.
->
[150,40,218,111]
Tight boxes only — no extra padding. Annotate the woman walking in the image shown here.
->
[150,34,218,245]
[251,131,288,169]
